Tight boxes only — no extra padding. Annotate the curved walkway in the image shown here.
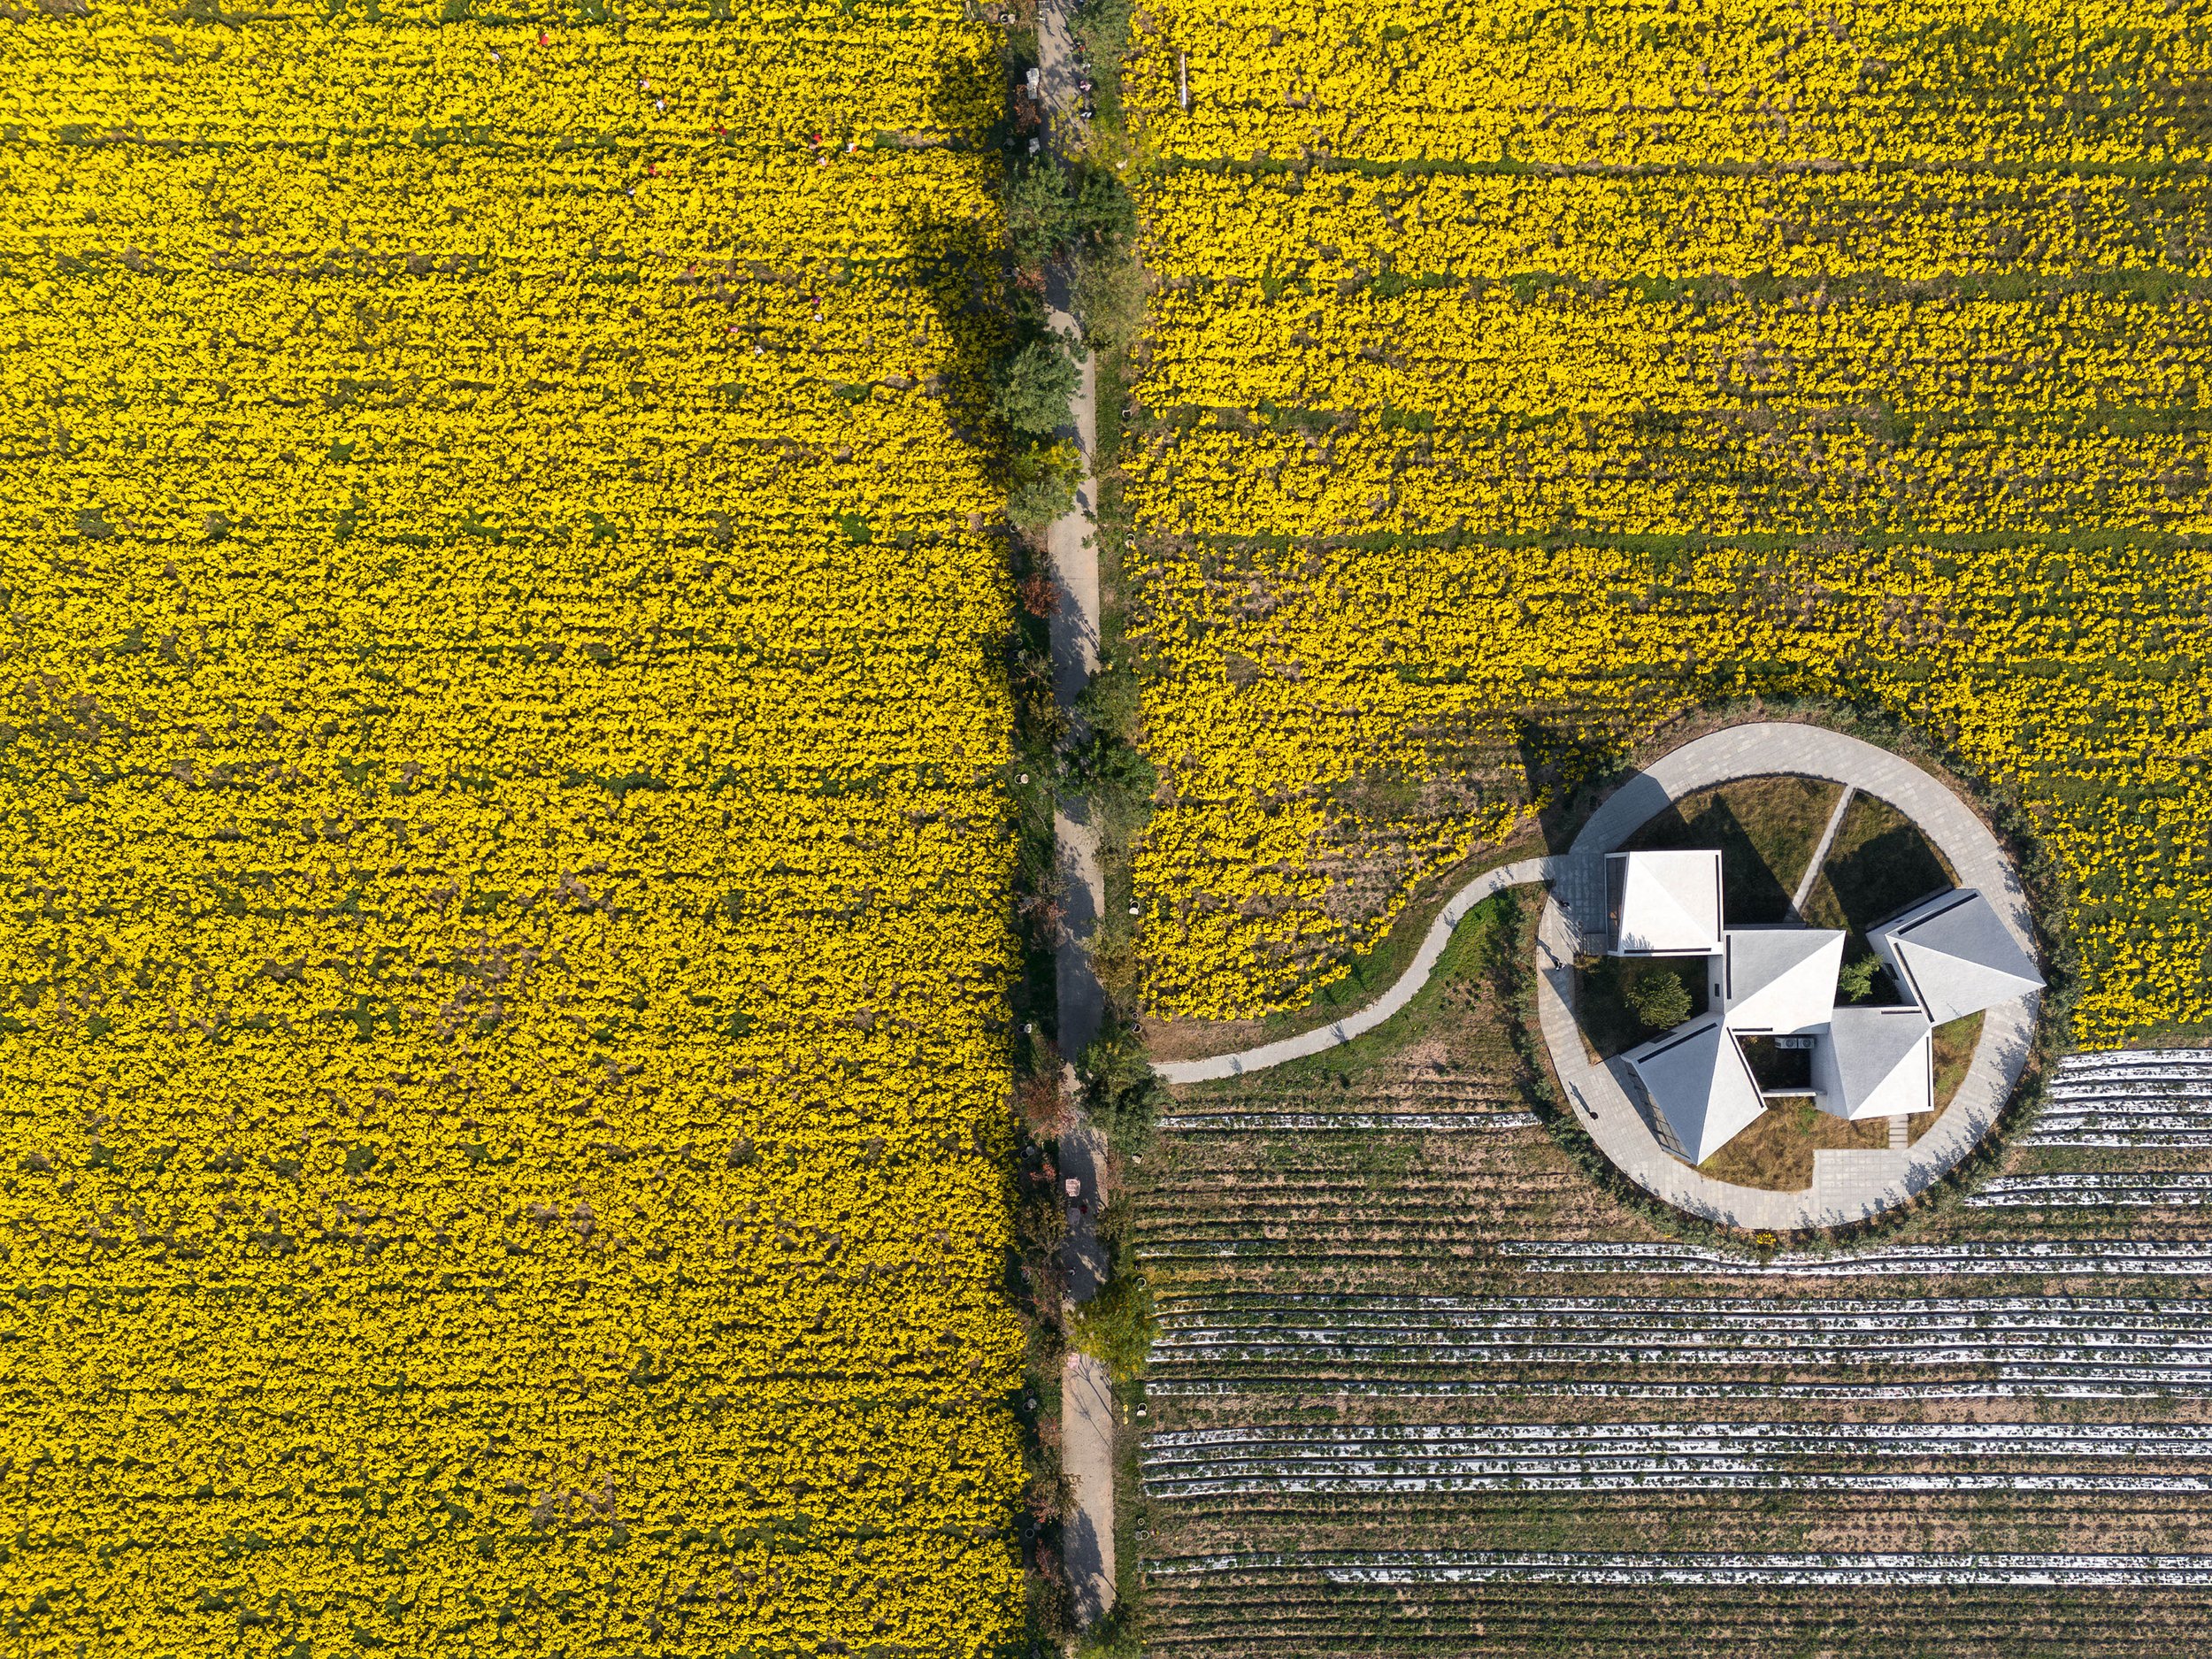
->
[1155,857,1554,1086]
[1155,721,2041,1232]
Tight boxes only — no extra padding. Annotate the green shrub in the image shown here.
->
[1078,1027,1166,1154]
[1004,162,1076,265]
[1068,728,1156,798]
[1071,0,1134,60]
[1628,966,1693,1030]
[1004,159,1135,265]
[1074,241,1148,357]
[1074,1596,1146,1657]
[1066,1267,1156,1384]
[1068,163,1136,248]
[1076,664,1144,744]
[1838,954,1879,1002]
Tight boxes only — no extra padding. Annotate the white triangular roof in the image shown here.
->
[1625,1017,1768,1164]
[1817,1005,1934,1119]
[1607,850,1724,956]
[1723,927,1845,1034]
[1870,889,2043,1025]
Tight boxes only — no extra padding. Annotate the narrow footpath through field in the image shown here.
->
[1039,0,1117,1623]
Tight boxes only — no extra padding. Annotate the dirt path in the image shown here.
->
[1038,0,1117,1624]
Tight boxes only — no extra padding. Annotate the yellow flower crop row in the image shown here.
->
[1125,0,2209,167]
[1141,167,2212,286]
[1143,287,2212,427]
[0,4,1023,1655]
[1123,0,2212,1046]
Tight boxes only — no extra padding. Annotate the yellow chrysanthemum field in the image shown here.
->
[1119,0,2212,1045]
[7,0,2212,1649]
[0,4,1025,1654]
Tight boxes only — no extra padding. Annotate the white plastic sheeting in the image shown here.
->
[1147,1548,2212,1586]
[1146,1379,2174,1400]
[2024,1050,2212,1146]
[1141,1420,2212,1496]
[1494,1239,2212,1276]
[1967,1174,2212,1208]
[1150,1294,2212,1384]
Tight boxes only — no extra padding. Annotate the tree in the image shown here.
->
[1003,161,1075,265]
[1072,0,1135,62]
[1067,162,1136,248]
[1066,1267,1156,1384]
[1069,728,1156,798]
[1628,966,1693,1031]
[1837,954,1879,1002]
[1007,440,1079,529]
[1003,158,1136,265]
[1074,240,1148,357]
[1079,1027,1166,1154]
[1076,664,1143,744]
[994,337,1079,436]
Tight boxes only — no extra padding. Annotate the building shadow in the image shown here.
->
[1515,718,1634,852]
[1624,793,1795,925]
[1830,821,1954,939]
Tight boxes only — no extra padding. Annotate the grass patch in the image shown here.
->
[1696,1095,1890,1191]
[1800,793,1956,958]
[1905,1010,1990,1145]
[1575,954,1710,1061]
[1621,773,1843,924]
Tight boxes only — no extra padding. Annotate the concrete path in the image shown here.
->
[1791,784,1855,918]
[1060,1345,1117,1626]
[1055,807,1108,1306]
[1039,0,1116,1623]
[1043,280,1098,714]
[1035,0,1085,143]
[1154,722,2041,1233]
[1549,724,2035,949]
[1156,857,1553,1085]
[1053,808,1106,1076]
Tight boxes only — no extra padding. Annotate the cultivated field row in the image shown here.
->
[1495,1240,2212,1275]
[2011,1050,2211,1148]
[1148,1379,2208,1402]
[1149,1549,2212,1586]
[1141,1418,2212,1495]
[1155,1111,1540,1133]
[1969,1175,2212,1207]
[1137,1585,2212,1659]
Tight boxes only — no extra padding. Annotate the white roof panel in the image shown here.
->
[1626,1017,1769,1164]
[1723,927,1845,1035]
[1608,849,1724,956]
[1818,1005,1935,1120]
[1870,889,2043,1025]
